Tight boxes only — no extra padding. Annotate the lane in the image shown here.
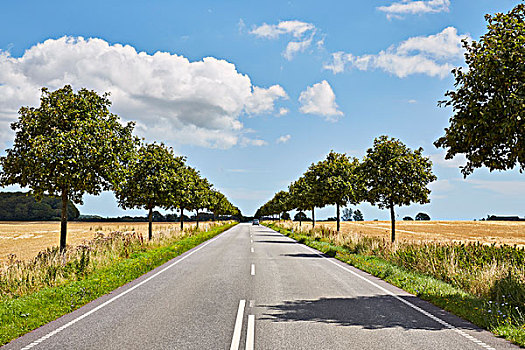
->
[3,223,519,349]
[249,224,518,350]
[4,224,253,350]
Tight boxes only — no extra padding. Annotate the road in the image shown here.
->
[3,223,518,349]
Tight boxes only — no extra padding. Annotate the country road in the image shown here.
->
[3,223,518,350]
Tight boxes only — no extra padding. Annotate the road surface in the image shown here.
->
[3,223,518,349]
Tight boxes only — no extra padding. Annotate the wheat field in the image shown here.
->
[287,220,525,246]
[0,221,204,263]
[2,220,524,263]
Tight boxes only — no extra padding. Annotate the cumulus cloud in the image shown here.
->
[378,0,450,20]
[0,36,287,149]
[249,20,318,60]
[298,80,343,121]
[277,107,289,116]
[276,134,291,144]
[323,27,469,78]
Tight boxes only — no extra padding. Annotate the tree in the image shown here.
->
[114,143,186,240]
[209,190,233,221]
[175,166,209,230]
[0,85,136,251]
[415,212,431,221]
[403,216,414,221]
[294,211,309,223]
[0,192,79,221]
[342,208,353,221]
[352,209,364,221]
[359,136,436,242]
[190,177,212,228]
[434,4,525,176]
[310,151,361,232]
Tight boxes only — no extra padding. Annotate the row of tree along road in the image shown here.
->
[257,4,525,242]
[255,138,436,243]
[0,86,240,251]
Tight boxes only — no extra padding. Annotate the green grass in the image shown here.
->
[267,223,525,347]
[0,222,236,346]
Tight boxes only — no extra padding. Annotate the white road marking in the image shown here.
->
[251,264,255,276]
[249,300,254,308]
[299,243,496,350]
[230,300,246,350]
[251,247,254,253]
[246,315,255,350]
[250,239,253,243]
[19,230,228,350]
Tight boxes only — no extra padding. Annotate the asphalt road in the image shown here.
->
[3,223,519,349]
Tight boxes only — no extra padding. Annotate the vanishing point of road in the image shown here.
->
[3,223,519,349]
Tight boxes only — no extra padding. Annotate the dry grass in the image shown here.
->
[291,220,525,246]
[0,221,209,263]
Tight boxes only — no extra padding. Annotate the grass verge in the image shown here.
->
[0,222,236,346]
[266,222,525,347]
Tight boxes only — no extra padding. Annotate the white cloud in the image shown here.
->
[429,179,454,192]
[429,152,468,169]
[245,85,288,114]
[408,99,417,104]
[0,36,287,149]
[277,107,289,116]
[284,35,314,60]
[298,80,343,121]
[249,20,318,60]
[378,0,450,20]
[466,179,525,197]
[276,134,291,144]
[240,137,268,147]
[250,20,315,39]
[324,27,469,78]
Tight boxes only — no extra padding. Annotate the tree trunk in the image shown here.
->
[180,208,184,230]
[196,209,199,229]
[312,208,316,228]
[299,213,302,227]
[60,188,68,252]
[148,207,153,241]
[336,203,340,232]
[390,203,396,243]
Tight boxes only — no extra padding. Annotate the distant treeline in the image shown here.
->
[0,192,79,221]
[77,211,237,222]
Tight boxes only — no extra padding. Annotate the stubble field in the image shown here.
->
[287,220,525,246]
[0,221,201,263]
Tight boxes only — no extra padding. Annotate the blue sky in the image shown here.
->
[0,0,523,220]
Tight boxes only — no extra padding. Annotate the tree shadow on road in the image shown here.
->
[280,253,325,258]
[255,240,297,244]
[259,296,477,331]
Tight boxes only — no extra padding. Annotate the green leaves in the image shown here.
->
[113,142,185,211]
[435,4,525,176]
[359,135,436,210]
[0,85,137,203]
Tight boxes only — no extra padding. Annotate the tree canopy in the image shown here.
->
[435,4,525,176]
[359,135,436,242]
[309,151,360,231]
[113,142,186,240]
[0,85,136,250]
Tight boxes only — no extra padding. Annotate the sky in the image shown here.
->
[0,0,523,220]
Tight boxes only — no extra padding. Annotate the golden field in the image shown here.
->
[2,220,524,263]
[0,221,203,263]
[285,220,525,246]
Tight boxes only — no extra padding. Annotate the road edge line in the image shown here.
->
[18,228,230,350]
